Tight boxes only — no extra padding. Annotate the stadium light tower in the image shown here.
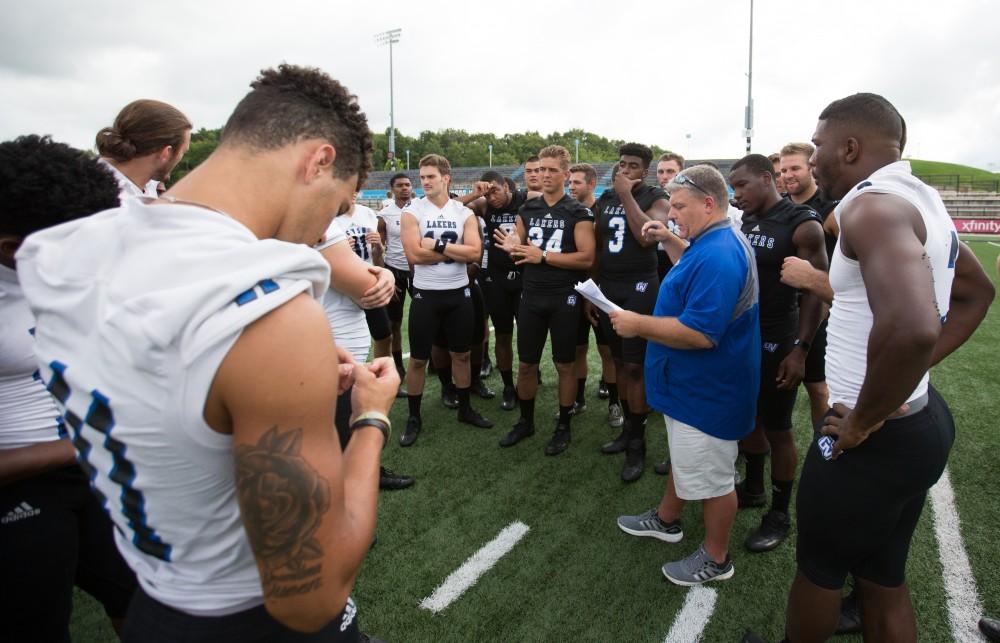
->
[375,28,402,167]
[744,0,754,153]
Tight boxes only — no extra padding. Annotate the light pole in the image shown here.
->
[574,138,580,163]
[488,144,493,167]
[744,0,754,154]
[375,28,402,167]
[406,149,410,170]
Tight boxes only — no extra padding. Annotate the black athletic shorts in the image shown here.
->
[385,265,409,324]
[0,463,137,642]
[123,586,361,643]
[576,304,608,347]
[471,279,487,346]
[656,249,673,282]
[796,386,955,589]
[757,337,799,431]
[485,268,522,334]
[517,289,580,364]
[409,286,474,360]
[596,275,659,364]
[364,306,391,342]
[803,317,828,384]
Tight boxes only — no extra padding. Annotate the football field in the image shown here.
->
[72,241,1000,642]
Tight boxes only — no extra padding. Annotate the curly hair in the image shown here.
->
[618,142,653,169]
[96,99,191,162]
[221,64,374,186]
[0,135,120,238]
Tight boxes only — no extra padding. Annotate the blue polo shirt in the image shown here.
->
[644,220,760,440]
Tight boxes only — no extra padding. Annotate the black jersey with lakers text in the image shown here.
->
[485,188,529,275]
[518,194,594,294]
[741,198,821,337]
[594,184,668,280]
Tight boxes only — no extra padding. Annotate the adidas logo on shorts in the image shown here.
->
[339,597,357,633]
[2,501,41,524]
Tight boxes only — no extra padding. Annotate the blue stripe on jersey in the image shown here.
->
[258,278,280,294]
[235,288,258,306]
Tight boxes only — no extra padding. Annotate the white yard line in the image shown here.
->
[419,521,530,614]
[987,241,1000,248]
[930,467,986,642]
[663,586,718,643]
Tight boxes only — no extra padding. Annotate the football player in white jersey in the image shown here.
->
[18,65,397,642]
[96,99,192,199]
[398,154,494,446]
[377,173,414,383]
[0,135,138,642]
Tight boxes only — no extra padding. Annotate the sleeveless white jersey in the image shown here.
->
[378,200,410,270]
[16,198,330,616]
[0,265,63,449]
[404,197,472,290]
[316,222,370,363]
[478,215,488,270]
[98,158,159,199]
[334,204,380,266]
[827,161,957,408]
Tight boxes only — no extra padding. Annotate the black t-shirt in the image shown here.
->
[518,194,594,294]
[741,198,822,337]
[802,190,839,260]
[485,188,529,275]
[594,184,668,280]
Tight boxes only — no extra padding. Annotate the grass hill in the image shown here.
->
[908,159,999,179]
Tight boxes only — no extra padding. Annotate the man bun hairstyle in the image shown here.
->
[819,92,906,152]
[569,163,597,185]
[1,135,121,238]
[538,145,571,171]
[732,153,777,179]
[619,142,653,169]
[96,99,191,163]
[419,153,452,177]
[221,64,374,186]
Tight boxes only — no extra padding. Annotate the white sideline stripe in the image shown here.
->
[987,241,1000,248]
[663,586,718,643]
[419,520,529,614]
[402,325,494,360]
[930,467,986,643]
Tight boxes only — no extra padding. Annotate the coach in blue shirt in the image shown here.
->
[610,165,760,586]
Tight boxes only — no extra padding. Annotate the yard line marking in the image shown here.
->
[403,325,494,360]
[419,520,529,614]
[929,467,985,643]
[663,586,717,643]
[987,241,1000,248]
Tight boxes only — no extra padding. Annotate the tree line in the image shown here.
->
[171,127,676,183]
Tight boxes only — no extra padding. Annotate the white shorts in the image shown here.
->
[663,414,738,501]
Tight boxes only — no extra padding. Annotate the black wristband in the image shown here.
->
[793,338,811,353]
[433,238,447,254]
[350,417,390,447]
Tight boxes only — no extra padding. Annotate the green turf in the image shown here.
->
[70,241,1000,642]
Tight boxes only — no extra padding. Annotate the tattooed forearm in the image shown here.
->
[235,427,331,599]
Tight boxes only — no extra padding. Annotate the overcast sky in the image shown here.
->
[2,0,998,169]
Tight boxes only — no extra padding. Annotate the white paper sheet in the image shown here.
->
[574,279,622,314]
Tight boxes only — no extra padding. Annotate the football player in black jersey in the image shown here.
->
[729,153,828,552]
[460,172,541,410]
[523,155,543,192]
[588,143,670,482]
[494,145,596,455]
[780,142,839,426]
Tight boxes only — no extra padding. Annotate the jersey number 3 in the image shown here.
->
[607,216,626,253]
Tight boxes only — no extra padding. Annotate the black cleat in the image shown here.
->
[399,416,421,447]
[740,632,767,643]
[441,386,459,409]
[499,419,535,447]
[621,438,645,483]
[458,408,494,428]
[654,459,671,475]
[836,589,862,635]
[979,617,1000,642]
[597,379,610,399]
[360,633,388,643]
[544,425,571,456]
[471,380,495,399]
[500,386,517,411]
[600,427,629,454]
[735,481,767,508]
[379,467,415,490]
[744,510,791,553]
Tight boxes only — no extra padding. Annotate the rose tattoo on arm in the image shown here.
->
[235,427,331,599]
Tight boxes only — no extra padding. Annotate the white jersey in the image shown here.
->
[378,200,410,271]
[404,197,472,290]
[827,161,957,407]
[316,222,370,363]
[98,158,159,199]
[334,204,380,266]
[16,198,330,616]
[0,265,63,449]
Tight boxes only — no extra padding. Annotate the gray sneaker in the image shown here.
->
[617,508,683,543]
[661,545,734,586]
[608,402,624,428]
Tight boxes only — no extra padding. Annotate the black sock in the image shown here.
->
[471,360,482,380]
[745,452,767,495]
[620,399,631,418]
[628,412,647,440]
[771,478,794,514]
[407,394,423,419]
[437,364,452,390]
[500,369,514,388]
[607,382,619,406]
[558,404,574,426]
[576,377,587,405]
[519,396,535,425]
[457,386,471,413]
[392,350,404,373]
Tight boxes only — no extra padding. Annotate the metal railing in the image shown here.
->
[916,174,1000,193]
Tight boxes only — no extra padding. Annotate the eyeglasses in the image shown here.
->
[673,174,709,196]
